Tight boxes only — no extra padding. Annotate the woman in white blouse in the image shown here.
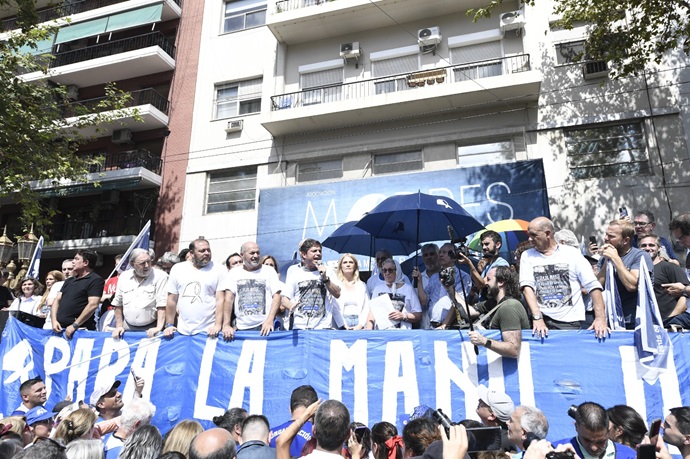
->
[9,277,43,322]
[334,254,371,330]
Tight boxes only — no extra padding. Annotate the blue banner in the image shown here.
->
[257,160,549,268]
[2,318,688,439]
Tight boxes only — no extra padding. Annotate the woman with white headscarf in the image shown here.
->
[368,258,422,329]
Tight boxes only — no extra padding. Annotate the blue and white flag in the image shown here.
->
[580,236,587,257]
[635,257,672,384]
[106,220,151,280]
[604,262,626,330]
[27,236,44,279]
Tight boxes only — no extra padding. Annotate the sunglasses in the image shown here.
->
[382,268,396,273]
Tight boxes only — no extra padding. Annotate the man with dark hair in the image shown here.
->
[189,428,237,459]
[226,253,242,271]
[597,220,653,329]
[214,407,248,443]
[164,238,226,338]
[52,249,105,338]
[304,400,351,457]
[631,210,677,260]
[458,230,510,291]
[14,377,46,414]
[466,266,530,358]
[283,239,340,330]
[669,214,690,279]
[269,385,318,456]
[238,415,276,459]
[553,402,635,459]
[659,407,690,459]
[0,269,14,307]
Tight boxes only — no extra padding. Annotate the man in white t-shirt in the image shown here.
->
[163,239,226,338]
[284,239,341,330]
[519,217,608,338]
[220,242,282,337]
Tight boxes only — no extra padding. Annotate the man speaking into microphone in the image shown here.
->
[283,239,341,330]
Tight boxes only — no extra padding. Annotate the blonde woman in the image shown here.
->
[162,419,204,458]
[52,408,97,445]
[0,415,33,446]
[334,254,371,330]
[37,270,64,319]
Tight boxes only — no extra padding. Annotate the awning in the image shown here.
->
[55,3,163,45]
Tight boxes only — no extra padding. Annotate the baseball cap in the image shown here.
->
[477,385,514,423]
[89,380,121,406]
[26,406,54,425]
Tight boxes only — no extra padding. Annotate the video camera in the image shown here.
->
[431,408,502,453]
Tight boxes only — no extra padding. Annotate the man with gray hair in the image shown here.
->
[508,405,549,456]
[238,415,276,459]
[103,397,156,459]
[112,248,169,338]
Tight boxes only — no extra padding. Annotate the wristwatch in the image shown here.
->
[531,314,543,321]
[485,339,492,348]
[71,321,80,329]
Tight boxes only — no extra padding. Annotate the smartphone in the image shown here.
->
[619,206,628,218]
[466,426,502,453]
[353,426,367,443]
[637,443,656,459]
[589,236,597,245]
[648,418,662,438]
[130,368,138,380]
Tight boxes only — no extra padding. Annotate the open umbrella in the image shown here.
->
[467,218,530,257]
[355,192,484,244]
[322,221,418,257]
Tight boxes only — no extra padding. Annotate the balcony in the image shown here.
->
[1,0,182,32]
[45,216,154,255]
[61,87,170,136]
[268,0,481,44]
[21,32,176,87]
[263,54,541,136]
[88,149,163,175]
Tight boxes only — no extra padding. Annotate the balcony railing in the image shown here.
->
[87,149,162,174]
[62,87,170,117]
[271,54,531,111]
[274,0,335,13]
[48,217,152,240]
[51,31,175,68]
[1,0,182,32]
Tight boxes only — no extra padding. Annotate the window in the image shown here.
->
[564,122,650,180]
[298,159,343,182]
[223,0,266,33]
[214,78,262,119]
[206,167,257,213]
[555,40,585,65]
[373,151,423,175]
[300,67,342,105]
[372,54,418,94]
[451,41,503,82]
[457,141,514,167]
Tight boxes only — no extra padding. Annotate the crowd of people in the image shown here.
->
[1,209,690,359]
[1,379,689,459]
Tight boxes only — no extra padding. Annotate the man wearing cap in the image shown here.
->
[477,385,518,453]
[25,406,55,439]
[91,378,144,423]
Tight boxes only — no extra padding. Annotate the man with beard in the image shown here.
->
[284,239,341,330]
[458,230,509,292]
[220,242,282,337]
[111,249,169,338]
[597,220,653,329]
[466,266,529,358]
[164,238,226,338]
[436,243,473,329]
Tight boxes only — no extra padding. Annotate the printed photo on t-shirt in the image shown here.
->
[295,280,326,319]
[236,279,267,317]
[533,263,572,309]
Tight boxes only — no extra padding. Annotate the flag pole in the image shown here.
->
[105,220,151,282]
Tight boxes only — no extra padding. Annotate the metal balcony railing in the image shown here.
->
[62,87,170,117]
[271,54,531,111]
[87,149,162,174]
[274,0,334,13]
[49,216,153,240]
[51,31,175,68]
[1,0,182,32]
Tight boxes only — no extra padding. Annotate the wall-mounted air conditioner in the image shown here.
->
[111,129,132,144]
[226,119,244,133]
[340,42,361,59]
[583,61,609,80]
[418,27,442,47]
[500,10,525,32]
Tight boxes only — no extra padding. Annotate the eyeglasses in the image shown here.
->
[633,221,651,226]
[382,268,396,273]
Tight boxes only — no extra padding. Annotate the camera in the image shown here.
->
[567,404,578,420]
[439,267,455,287]
[546,451,575,459]
[431,409,501,453]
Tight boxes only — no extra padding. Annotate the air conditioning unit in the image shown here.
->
[583,61,609,80]
[225,119,244,133]
[340,42,361,59]
[111,128,133,144]
[418,27,442,47]
[102,189,120,205]
[500,10,525,32]
[65,85,79,100]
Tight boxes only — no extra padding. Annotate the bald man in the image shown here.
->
[519,217,608,338]
[190,428,237,459]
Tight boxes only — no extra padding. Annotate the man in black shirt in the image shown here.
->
[52,249,105,338]
[0,269,14,308]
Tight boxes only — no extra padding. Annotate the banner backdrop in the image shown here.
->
[257,160,550,268]
[2,318,689,439]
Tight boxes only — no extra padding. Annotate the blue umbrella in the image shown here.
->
[354,192,484,244]
[322,221,418,256]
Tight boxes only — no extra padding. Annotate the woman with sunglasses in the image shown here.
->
[334,254,371,330]
[368,259,422,330]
